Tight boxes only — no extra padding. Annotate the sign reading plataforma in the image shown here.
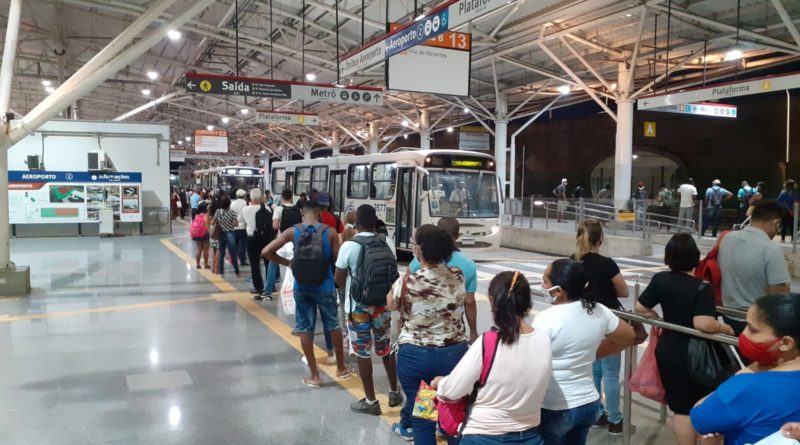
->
[458,126,491,151]
[638,72,800,110]
[255,111,320,126]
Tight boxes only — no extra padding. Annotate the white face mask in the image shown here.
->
[535,284,562,304]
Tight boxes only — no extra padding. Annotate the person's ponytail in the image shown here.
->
[575,219,604,260]
[488,271,532,345]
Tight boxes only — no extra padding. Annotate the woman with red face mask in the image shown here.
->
[690,293,800,445]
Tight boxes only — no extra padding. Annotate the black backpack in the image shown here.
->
[280,205,302,232]
[349,234,399,307]
[292,224,331,286]
[254,204,274,242]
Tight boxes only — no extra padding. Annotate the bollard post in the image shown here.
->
[622,344,635,445]
[793,202,798,253]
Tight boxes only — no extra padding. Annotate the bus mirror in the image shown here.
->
[422,175,429,191]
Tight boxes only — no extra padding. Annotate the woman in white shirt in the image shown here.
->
[534,259,635,445]
[432,270,552,444]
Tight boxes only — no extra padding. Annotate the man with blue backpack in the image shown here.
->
[701,179,734,238]
[263,198,353,388]
[334,204,402,416]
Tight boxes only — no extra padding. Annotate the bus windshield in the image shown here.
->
[220,174,261,193]
[429,170,499,218]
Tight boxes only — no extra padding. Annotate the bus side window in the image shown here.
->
[312,167,328,193]
[348,164,369,199]
[295,167,311,195]
[370,163,397,199]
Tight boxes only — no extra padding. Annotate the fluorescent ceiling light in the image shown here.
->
[401,120,409,127]
[446,127,454,133]
[632,154,639,160]
[221,116,230,124]
[463,107,470,113]
[45,86,55,93]
[41,79,52,86]
[261,150,266,154]
[185,136,191,141]
[206,125,214,131]
[403,134,408,139]
[141,88,151,96]
[557,85,571,95]
[167,30,181,40]
[146,71,158,80]
[725,49,743,61]
[241,108,249,115]
[305,73,317,81]
[178,140,183,145]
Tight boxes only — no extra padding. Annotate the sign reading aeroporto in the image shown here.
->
[339,0,516,78]
[185,72,383,106]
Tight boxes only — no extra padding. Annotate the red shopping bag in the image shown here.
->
[629,326,667,404]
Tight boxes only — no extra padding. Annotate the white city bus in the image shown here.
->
[194,166,264,194]
[269,149,502,250]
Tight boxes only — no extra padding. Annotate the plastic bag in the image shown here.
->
[277,241,294,260]
[412,381,438,421]
[630,326,667,404]
[281,268,295,316]
[688,337,741,388]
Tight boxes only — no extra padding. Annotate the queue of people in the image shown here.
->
[187,185,799,445]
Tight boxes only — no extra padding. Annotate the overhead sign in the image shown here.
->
[649,102,738,118]
[194,129,228,153]
[170,150,187,162]
[185,72,383,106]
[339,0,514,78]
[644,121,656,138]
[8,171,143,224]
[255,111,320,126]
[638,72,800,110]
[459,126,491,151]
[387,25,472,96]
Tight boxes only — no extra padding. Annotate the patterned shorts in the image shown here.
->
[347,303,391,358]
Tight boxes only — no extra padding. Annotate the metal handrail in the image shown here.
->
[527,283,741,445]
[716,306,748,318]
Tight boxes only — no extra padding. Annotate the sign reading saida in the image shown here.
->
[186,73,292,98]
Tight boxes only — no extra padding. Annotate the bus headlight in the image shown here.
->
[491,225,500,235]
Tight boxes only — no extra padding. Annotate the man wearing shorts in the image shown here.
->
[554,178,568,222]
[335,204,402,415]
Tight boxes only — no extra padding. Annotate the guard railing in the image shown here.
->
[527,277,743,445]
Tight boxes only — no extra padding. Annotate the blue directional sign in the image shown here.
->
[385,9,449,58]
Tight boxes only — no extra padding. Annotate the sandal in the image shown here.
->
[337,367,355,380]
[302,376,323,388]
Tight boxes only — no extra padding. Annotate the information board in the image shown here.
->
[8,171,143,224]
[194,129,229,153]
[458,126,491,151]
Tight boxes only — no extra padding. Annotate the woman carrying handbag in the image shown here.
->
[635,233,734,445]
[431,271,552,444]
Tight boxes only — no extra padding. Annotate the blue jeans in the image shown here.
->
[397,342,468,445]
[461,427,544,445]
[235,229,247,263]
[593,354,622,424]
[702,207,722,237]
[539,400,600,445]
[265,261,279,294]
[218,231,240,274]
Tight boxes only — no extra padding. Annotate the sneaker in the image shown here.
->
[593,413,609,428]
[391,423,414,441]
[388,391,404,408]
[350,398,381,415]
[254,294,264,301]
[608,421,635,436]
[259,292,273,301]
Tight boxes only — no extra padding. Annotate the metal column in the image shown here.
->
[331,130,341,156]
[369,121,379,154]
[0,0,22,270]
[614,63,634,211]
[419,109,431,150]
[495,94,508,199]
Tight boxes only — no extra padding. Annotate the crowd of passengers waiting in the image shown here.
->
[195,187,800,445]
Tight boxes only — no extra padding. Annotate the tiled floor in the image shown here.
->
[2,232,679,444]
